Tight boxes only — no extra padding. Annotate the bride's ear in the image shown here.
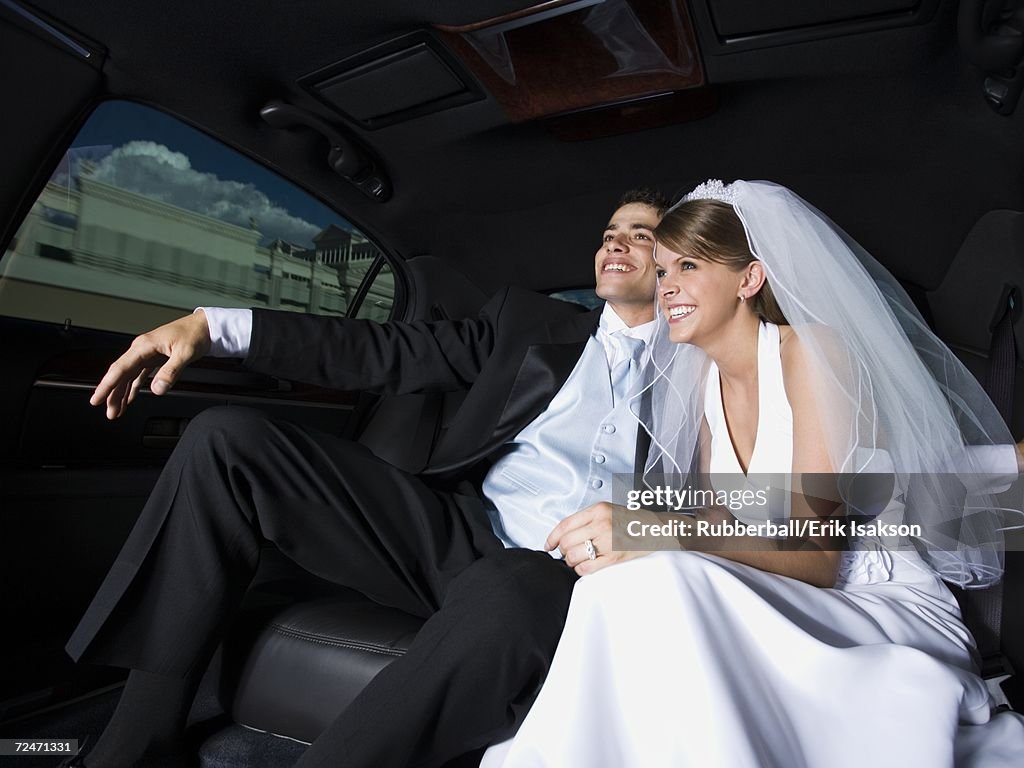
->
[742,261,768,298]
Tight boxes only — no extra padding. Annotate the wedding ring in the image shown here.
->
[584,538,597,560]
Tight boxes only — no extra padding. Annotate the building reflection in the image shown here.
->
[1,174,393,335]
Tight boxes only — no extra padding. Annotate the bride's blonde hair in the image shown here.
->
[655,199,788,326]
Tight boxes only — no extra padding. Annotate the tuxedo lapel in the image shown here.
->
[426,306,601,475]
[490,307,602,444]
[491,342,588,443]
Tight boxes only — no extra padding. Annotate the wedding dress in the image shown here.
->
[481,322,1024,768]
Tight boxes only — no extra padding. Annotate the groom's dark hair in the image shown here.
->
[618,187,670,216]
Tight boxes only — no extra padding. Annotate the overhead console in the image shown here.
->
[292,0,952,148]
[689,0,940,53]
[299,32,483,130]
[299,0,712,140]
[434,0,704,122]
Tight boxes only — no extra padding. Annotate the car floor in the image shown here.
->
[2,665,488,767]
[0,679,306,767]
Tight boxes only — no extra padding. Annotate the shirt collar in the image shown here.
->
[599,302,656,346]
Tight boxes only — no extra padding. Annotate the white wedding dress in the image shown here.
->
[482,323,1024,768]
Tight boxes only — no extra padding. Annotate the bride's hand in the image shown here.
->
[546,502,655,576]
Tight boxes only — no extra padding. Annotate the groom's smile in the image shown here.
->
[594,202,661,322]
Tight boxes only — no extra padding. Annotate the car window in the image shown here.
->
[354,261,395,321]
[549,288,602,310]
[0,101,394,336]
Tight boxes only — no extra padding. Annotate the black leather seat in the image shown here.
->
[222,254,488,750]
[222,567,491,768]
[225,569,423,743]
[930,209,1024,701]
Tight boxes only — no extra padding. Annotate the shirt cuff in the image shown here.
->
[195,307,252,358]
[960,444,1020,494]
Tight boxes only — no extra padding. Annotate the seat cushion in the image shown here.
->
[226,586,423,743]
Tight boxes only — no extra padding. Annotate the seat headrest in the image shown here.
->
[930,209,1024,362]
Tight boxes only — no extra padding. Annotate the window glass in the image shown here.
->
[0,101,394,335]
[354,262,395,322]
[549,288,602,309]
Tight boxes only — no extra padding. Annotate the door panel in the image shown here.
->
[0,98,400,717]
[0,314,360,718]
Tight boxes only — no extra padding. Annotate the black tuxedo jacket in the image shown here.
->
[245,286,613,476]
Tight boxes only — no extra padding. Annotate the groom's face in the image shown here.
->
[594,202,660,312]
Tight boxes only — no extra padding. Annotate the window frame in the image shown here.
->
[0,97,407,327]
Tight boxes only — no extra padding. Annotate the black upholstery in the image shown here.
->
[227,585,422,743]
[931,209,1024,437]
[930,209,1024,688]
[224,258,489,746]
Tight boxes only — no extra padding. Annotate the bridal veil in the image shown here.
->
[631,180,1022,588]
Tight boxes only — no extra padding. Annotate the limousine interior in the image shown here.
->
[1,0,1023,765]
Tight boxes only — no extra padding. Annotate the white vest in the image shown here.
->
[482,334,641,553]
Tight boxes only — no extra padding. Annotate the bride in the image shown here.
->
[482,180,1024,767]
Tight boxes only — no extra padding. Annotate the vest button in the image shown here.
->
[593,453,606,464]
[602,424,616,434]
[591,478,603,489]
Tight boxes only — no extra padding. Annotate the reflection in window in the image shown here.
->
[356,263,395,322]
[549,288,602,310]
[0,101,393,336]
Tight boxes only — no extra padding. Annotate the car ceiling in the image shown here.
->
[5,0,1024,296]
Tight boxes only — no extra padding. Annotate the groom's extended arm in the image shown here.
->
[91,289,511,419]
[243,303,497,395]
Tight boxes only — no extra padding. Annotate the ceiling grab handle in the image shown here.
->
[260,100,392,202]
[958,0,1024,114]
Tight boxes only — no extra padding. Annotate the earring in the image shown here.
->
[739,294,746,304]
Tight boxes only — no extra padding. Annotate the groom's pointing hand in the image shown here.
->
[90,310,212,420]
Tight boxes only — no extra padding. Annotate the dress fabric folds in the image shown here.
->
[482,324,1024,768]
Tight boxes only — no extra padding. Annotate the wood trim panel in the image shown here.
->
[435,0,591,34]
[435,0,704,122]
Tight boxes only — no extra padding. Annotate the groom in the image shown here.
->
[65,188,668,768]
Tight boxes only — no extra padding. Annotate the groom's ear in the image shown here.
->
[744,261,768,295]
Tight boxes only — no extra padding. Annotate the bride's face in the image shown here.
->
[654,243,747,346]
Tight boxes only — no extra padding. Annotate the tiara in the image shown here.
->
[680,179,739,206]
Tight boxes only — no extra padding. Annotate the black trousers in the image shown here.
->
[66,405,578,767]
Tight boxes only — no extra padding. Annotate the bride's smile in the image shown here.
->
[654,246,757,354]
